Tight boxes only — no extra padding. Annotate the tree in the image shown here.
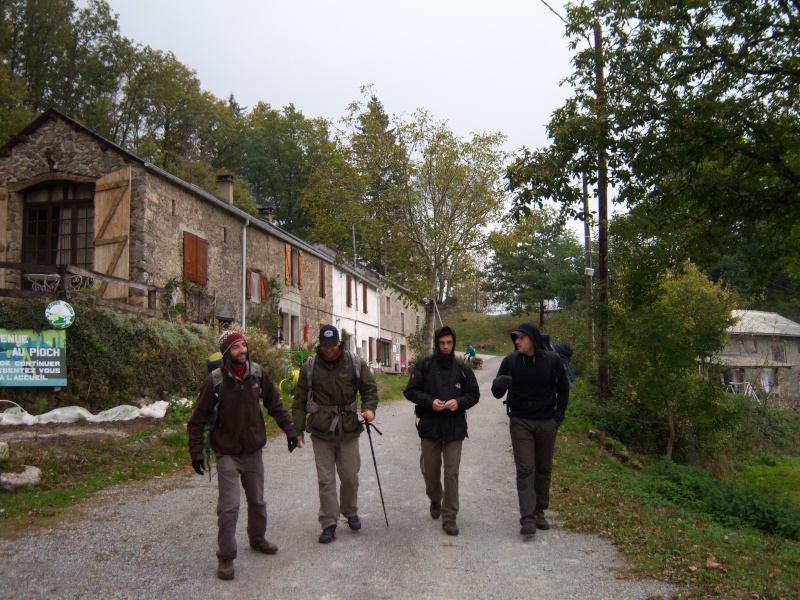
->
[508,0,800,303]
[484,209,585,322]
[240,102,336,238]
[306,93,508,346]
[610,264,736,460]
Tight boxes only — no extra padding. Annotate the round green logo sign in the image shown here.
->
[45,300,76,329]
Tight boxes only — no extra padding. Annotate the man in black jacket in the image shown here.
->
[491,322,569,538]
[404,326,480,536]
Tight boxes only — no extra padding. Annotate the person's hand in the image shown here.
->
[192,458,205,475]
[361,410,375,423]
[554,411,565,426]
[444,399,458,412]
[288,436,299,453]
[431,399,446,412]
[493,375,513,392]
[296,433,305,448]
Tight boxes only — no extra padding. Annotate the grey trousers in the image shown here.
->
[509,416,558,525]
[216,451,267,560]
[311,435,361,529]
[420,437,463,523]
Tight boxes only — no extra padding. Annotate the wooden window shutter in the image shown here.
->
[285,244,292,286]
[245,268,253,299]
[319,262,326,298]
[183,231,195,280]
[196,237,208,284]
[346,275,352,307]
[183,231,208,285]
[363,284,367,313]
[260,274,268,302]
[298,250,304,290]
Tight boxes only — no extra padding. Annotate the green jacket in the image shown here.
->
[292,351,379,442]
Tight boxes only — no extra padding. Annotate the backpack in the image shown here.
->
[205,363,263,458]
[303,351,362,432]
[540,335,575,386]
[552,343,576,384]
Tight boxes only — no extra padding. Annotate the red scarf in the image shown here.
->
[229,362,246,380]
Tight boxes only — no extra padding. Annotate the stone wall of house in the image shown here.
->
[381,288,424,361]
[0,116,130,289]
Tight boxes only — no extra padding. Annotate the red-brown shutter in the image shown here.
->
[245,268,252,299]
[363,283,367,313]
[183,232,208,285]
[196,237,208,285]
[346,275,352,307]
[298,250,304,290]
[183,231,195,281]
[260,274,268,302]
[319,262,326,298]
[285,244,292,286]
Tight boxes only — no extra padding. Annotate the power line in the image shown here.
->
[538,0,567,24]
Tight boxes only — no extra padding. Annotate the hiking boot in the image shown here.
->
[250,539,278,554]
[319,524,337,544]
[217,558,234,580]
[535,512,550,530]
[520,523,536,537]
[442,520,459,536]
[429,501,441,520]
[347,515,362,530]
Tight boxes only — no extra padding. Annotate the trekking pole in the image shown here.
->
[361,420,389,527]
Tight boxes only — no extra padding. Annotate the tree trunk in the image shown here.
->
[665,402,675,460]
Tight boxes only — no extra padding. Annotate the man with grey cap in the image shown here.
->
[292,325,379,544]
[491,322,569,538]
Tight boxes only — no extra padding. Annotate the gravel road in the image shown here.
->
[0,355,676,600]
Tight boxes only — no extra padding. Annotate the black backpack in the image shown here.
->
[540,335,575,386]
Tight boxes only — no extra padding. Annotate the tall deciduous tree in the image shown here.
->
[240,102,336,238]
[508,0,800,301]
[610,264,736,460]
[306,92,507,343]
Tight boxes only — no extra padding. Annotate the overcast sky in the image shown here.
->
[105,0,577,154]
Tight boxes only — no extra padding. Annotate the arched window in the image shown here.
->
[23,182,94,269]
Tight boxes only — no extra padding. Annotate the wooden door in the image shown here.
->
[93,167,131,300]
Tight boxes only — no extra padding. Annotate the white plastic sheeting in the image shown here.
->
[0,400,170,426]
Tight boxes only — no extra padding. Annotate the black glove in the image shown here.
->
[493,375,513,392]
[192,458,205,475]
[554,411,565,426]
[287,436,298,453]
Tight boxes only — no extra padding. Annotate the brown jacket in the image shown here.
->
[188,361,295,460]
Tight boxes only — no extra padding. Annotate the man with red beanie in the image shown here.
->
[188,330,300,580]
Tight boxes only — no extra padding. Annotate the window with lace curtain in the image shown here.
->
[23,182,94,269]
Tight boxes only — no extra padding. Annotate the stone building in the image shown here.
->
[0,109,424,360]
[712,309,800,405]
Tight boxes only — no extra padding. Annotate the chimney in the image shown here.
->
[258,205,274,222]
[216,174,235,205]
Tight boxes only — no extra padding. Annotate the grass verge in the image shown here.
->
[555,407,800,599]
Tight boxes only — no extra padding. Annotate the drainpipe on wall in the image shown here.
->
[241,218,249,330]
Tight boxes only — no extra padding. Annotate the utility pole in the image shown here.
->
[594,22,610,401]
[583,172,594,354]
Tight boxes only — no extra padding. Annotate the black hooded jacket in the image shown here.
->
[491,321,569,422]
[404,326,480,442]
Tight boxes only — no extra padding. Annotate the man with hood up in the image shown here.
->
[188,330,300,581]
[404,325,480,536]
[491,322,569,538]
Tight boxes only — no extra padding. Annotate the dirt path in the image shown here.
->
[0,356,676,599]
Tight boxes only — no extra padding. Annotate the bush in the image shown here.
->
[0,299,214,411]
[638,458,800,540]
